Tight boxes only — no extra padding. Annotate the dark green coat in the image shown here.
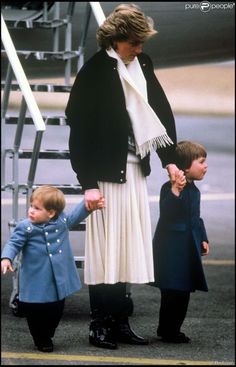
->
[152,181,208,292]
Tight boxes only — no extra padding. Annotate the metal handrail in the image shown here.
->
[77,3,92,71]
[1,15,46,132]
[77,2,105,71]
[89,2,106,26]
[1,14,46,220]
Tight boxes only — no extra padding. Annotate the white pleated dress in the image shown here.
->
[84,153,154,285]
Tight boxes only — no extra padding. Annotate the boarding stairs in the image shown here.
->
[1,2,108,315]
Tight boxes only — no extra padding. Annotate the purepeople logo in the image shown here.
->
[185,1,235,12]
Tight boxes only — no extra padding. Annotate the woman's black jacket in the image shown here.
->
[65,49,177,190]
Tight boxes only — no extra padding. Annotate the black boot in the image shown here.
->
[89,317,117,350]
[125,292,134,316]
[115,317,149,345]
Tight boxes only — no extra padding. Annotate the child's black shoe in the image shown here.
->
[162,332,190,343]
[35,338,53,352]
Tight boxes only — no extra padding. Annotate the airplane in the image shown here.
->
[1,1,235,83]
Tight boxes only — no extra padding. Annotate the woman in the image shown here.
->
[66,3,182,349]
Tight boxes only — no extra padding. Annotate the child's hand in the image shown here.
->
[1,259,14,274]
[201,241,209,256]
[97,195,105,209]
[175,170,186,189]
[171,170,186,196]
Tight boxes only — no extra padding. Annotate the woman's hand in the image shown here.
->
[166,164,180,182]
[166,164,186,188]
[85,189,105,211]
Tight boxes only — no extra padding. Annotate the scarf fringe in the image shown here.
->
[136,134,174,159]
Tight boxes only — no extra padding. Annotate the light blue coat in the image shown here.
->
[1,200,89,303]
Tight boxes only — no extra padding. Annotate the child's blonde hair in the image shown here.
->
[175,141,207,170]
[30,185,65,216]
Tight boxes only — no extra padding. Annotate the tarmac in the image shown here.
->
[1,63,235,365]
[1,258,235,365]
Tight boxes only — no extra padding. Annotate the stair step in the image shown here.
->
[74,256,85,268]
[5,149,70,159]
[4,19,67,29]
[1,3,55,23]
[2,183,83,195]
[2,183,28,192]
[17,149,70,159]
[1,8,45,23]
[1,82,72,92]
[1,50,80,61]
[5,116,67,125]
[71,223,86,231]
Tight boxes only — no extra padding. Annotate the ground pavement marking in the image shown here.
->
[1,352,235,365]
[203,259,234,265]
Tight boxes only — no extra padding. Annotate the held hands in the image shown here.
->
[85,189,105,211]
[166,164,181,183]
[1,259,14,274]
[166,164,186,196]
[171,170,186,196]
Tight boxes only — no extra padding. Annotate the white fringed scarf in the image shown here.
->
[107,48,173,158]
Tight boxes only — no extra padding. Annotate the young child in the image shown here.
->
[1,185,104,352]
[152,141,210,343]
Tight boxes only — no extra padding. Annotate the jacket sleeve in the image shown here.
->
[1,222,27,261]
[66,200,90,229]
[199,217,208,242]
[65,64,100,190]
[159,182,185,222]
